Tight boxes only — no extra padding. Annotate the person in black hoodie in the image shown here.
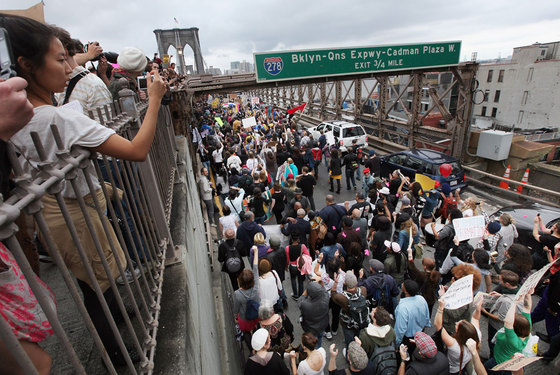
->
[218,228,244,289]
[236,211,266,258]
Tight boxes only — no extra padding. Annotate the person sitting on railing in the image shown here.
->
[0,14,166,366]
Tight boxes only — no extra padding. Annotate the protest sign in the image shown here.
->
[415,173,436,191]
[215,117,223,126]
[474,292,499,310]
[491,356,540,371]
[251,97,259,105]
[444,274,473,309]
[452,216,485,242]
[516,258,559,298]
[242,117,257,128]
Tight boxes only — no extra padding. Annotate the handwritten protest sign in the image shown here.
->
[242,117,257,128]
[491,356,541,371]
[214,117,223,126]
[444,274,473,309]
[452,216,485,242]
[516,258,559,298]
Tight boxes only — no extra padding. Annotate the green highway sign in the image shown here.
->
[254,41,461,82]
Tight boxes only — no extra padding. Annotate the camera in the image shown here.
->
[83,42,118,63]
[0,28,17,80]
[137,76,148,91]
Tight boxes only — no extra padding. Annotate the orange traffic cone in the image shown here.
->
[500,165,511,190]
[516,168,530,193]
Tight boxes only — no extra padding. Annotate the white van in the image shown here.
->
[309,120,367,148]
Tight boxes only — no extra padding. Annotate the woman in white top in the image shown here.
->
[435,294,483,375]
[246,151,262,171]
[2,14,166,365]
[289,332,327,375]
[258,258,283,309]
[218,206,239,236]
[224,187,245,222]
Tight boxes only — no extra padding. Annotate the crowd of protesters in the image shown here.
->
[1,12,560,375]
[195,95,560,375]
[0,13,183,373]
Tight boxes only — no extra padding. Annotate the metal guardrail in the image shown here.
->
[0,91,178,374]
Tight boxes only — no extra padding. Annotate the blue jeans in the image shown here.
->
[356,165,361,180]
[345,169,356,189]
[315,331,324,349]
[323,154,329,168]
[254,215,265,225]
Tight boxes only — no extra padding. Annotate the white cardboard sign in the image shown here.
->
[491,356,541,371]
[452,216,485,242]
[516,258,559,298]
[242,117,257,128]
[444,274,473,310]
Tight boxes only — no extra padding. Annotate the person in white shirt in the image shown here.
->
[218,206,239,236]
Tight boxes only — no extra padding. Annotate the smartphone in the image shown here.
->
[0,28,16,80]
[137,76,147,90]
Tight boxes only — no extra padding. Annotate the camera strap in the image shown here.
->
[62,71,89,105]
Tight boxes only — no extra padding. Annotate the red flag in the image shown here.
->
[287,102,307,115]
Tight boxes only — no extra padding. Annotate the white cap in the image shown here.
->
[117,47,147,72]
[251,328,269,351]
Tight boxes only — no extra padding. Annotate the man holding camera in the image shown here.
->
[52,28,112,122]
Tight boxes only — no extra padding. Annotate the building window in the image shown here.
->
[518,111,524,124]
[487,70,493,82]
[498,70,504,82]
[481,106,487,116]
[527,68,534,82]
[484,90,489,102]
[522,91,528,105]
[494,90,501,103]
[491,107,497,117]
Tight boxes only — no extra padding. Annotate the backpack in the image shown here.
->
[245,299,260,321]
[224,240,242,273]
[369,342,398,375]
[439,196,457,219]
[343,289,369,330]
[369,282,393,314]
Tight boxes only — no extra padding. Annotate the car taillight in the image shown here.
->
[339,140,343,145]
[366,136,368,142]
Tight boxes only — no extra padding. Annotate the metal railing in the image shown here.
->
[0,89,178,374]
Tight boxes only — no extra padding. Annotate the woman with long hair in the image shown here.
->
[328,148,342,194]
[435,297,483,375]
[0,14,166,365]
[397,218,420,257]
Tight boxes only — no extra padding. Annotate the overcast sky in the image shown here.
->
[3,0,560,72]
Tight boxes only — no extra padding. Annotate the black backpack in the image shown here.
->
[370,282,393,314]
[343,289,369,330]
[224,240,242,273]
[369,342,398,375]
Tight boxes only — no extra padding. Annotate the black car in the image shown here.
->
[379,148,467,191]
[491,203,560,254]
